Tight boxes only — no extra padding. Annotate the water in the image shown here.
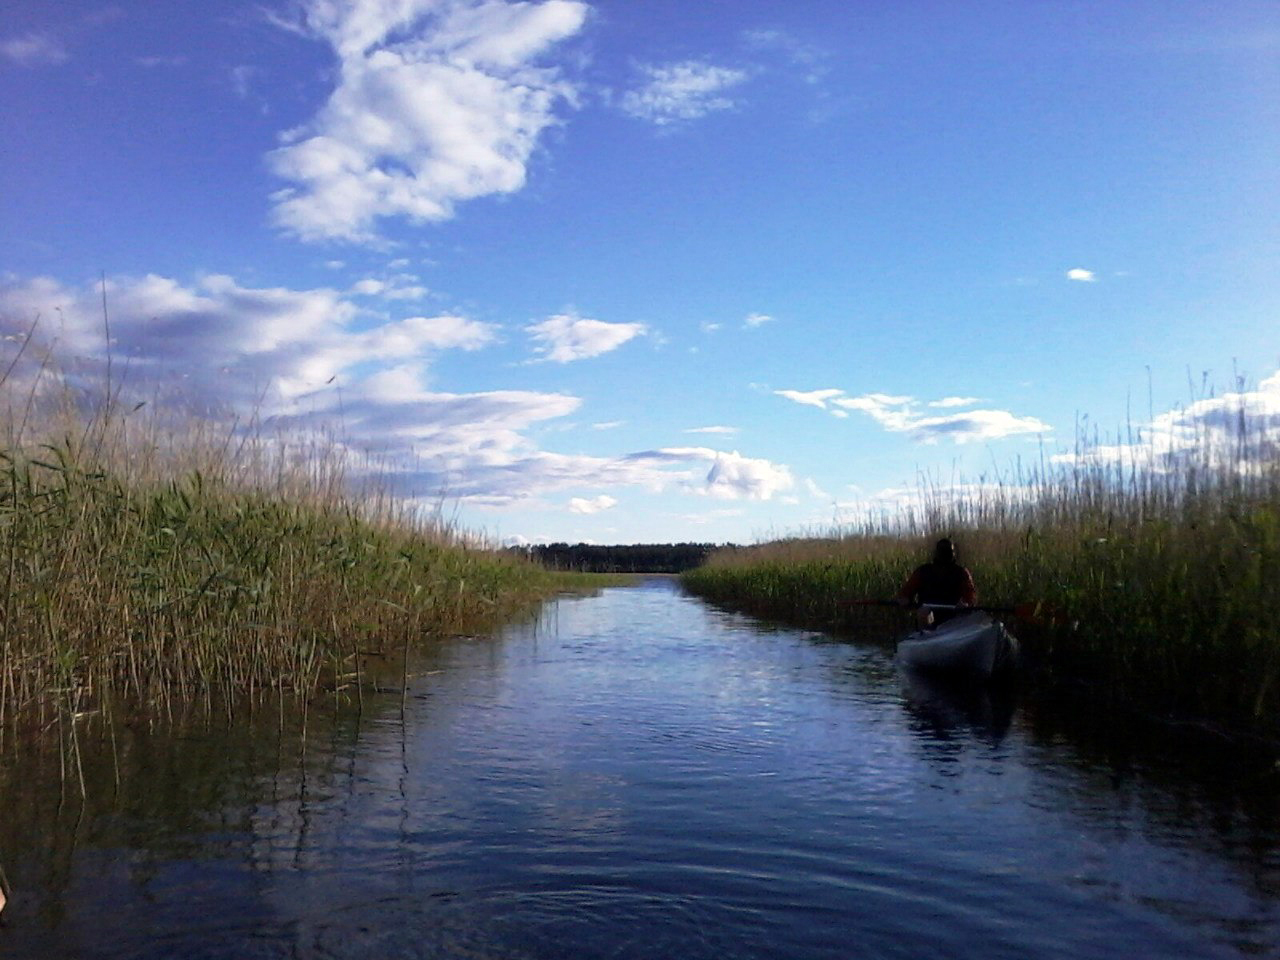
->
[2,578,1278,958]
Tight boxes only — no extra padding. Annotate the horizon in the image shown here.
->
[2,0,1278,545]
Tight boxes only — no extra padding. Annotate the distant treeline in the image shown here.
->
[516,542,727,573]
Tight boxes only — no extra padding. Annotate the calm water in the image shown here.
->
[2,578,1278,959]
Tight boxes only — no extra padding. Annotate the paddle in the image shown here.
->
[847,598,1066,625]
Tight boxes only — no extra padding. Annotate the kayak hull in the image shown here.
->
[895,612,1018,681]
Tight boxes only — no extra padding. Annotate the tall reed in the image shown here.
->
[684,390,1280,732]
[0,356,561,732]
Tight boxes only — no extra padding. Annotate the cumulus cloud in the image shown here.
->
[569,494,616,514]
[621,60,748,125]
[624,447,793,500]
[267,0,589,242]
[777,387,1050,443]
[525,312,646,363]
[0,272,796,509]
[1066,268,1096,282]
[1,32,68,66]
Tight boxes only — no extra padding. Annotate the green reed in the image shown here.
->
[0,400,563,734]
[684,407,1280,732]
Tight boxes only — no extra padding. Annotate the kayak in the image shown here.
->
[895,611,1018,680]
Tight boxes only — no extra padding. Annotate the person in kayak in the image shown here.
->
[895,538,977,628]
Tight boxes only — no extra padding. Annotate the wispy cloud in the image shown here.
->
[267,0,589,243]
[135,55,187,68]
[349,275,429,301]
[569,494,616,514]
[1066,267,1097,282]
[741,28,829,84]
[621,60,748,125]
[773,388,844,409]
[525,312,646,363]
[0,32,68,67]
[685,425,738,435]
[777,387,1050,443]
[743,312,773,328]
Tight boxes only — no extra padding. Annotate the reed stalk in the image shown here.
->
[0,360,563,731]
[684,391,1280,732]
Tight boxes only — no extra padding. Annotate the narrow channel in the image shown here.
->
[2,578,1277,959]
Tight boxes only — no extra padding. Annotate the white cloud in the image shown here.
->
[836,480,1039,524]
[743,312,773,328]
[1066,268,1097,282]
[778,386,1050,443]
[685,425,738,435]
[568,494,616,514]
[624,447,793,500]
[1,32,68,66]
[621,60,748,125]
[525,312,646,363]
[0,272,798,510]
[591,420,624,430]
[1051,370,1280,471]
[774,388,844,410]
[268,0,589,242]
[0,272,494,410]
[700,321,722,333]
[351,275,428,300]
[136,55,187,68]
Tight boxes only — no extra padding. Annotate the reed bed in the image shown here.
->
[684,397,1280,733]
[0,382,563,737]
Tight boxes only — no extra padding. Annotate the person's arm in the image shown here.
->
[896,567,922,605]
[959,568,977,606]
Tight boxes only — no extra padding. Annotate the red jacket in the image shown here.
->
[897,562,977,607]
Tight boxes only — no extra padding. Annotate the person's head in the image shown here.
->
[933,538,956,564]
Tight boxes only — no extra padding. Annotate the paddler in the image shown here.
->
[895,537,977,628]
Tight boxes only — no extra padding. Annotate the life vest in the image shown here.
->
[913,561,973,606]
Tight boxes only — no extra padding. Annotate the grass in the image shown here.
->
[0,361,571,738]
[684,391,1280,734]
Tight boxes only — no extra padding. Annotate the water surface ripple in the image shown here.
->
[2,579,1278,958]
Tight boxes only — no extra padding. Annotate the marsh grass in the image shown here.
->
[0,355,563,741]
[684,395,1280,732]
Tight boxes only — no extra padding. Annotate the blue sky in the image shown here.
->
[2,0,1278,544]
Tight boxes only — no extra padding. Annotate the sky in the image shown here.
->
[1,0,1278,544]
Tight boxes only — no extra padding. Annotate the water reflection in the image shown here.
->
[897,668,1018,746]
[0,579,1275,959]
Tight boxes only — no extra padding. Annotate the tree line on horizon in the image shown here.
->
[513,542,730,573]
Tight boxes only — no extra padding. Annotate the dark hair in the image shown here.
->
[933,538,956,564]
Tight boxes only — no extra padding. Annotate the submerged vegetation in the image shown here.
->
[0,372,567,736]
[685,383,1280,734]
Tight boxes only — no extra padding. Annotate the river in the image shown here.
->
[1,578,1278,958]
